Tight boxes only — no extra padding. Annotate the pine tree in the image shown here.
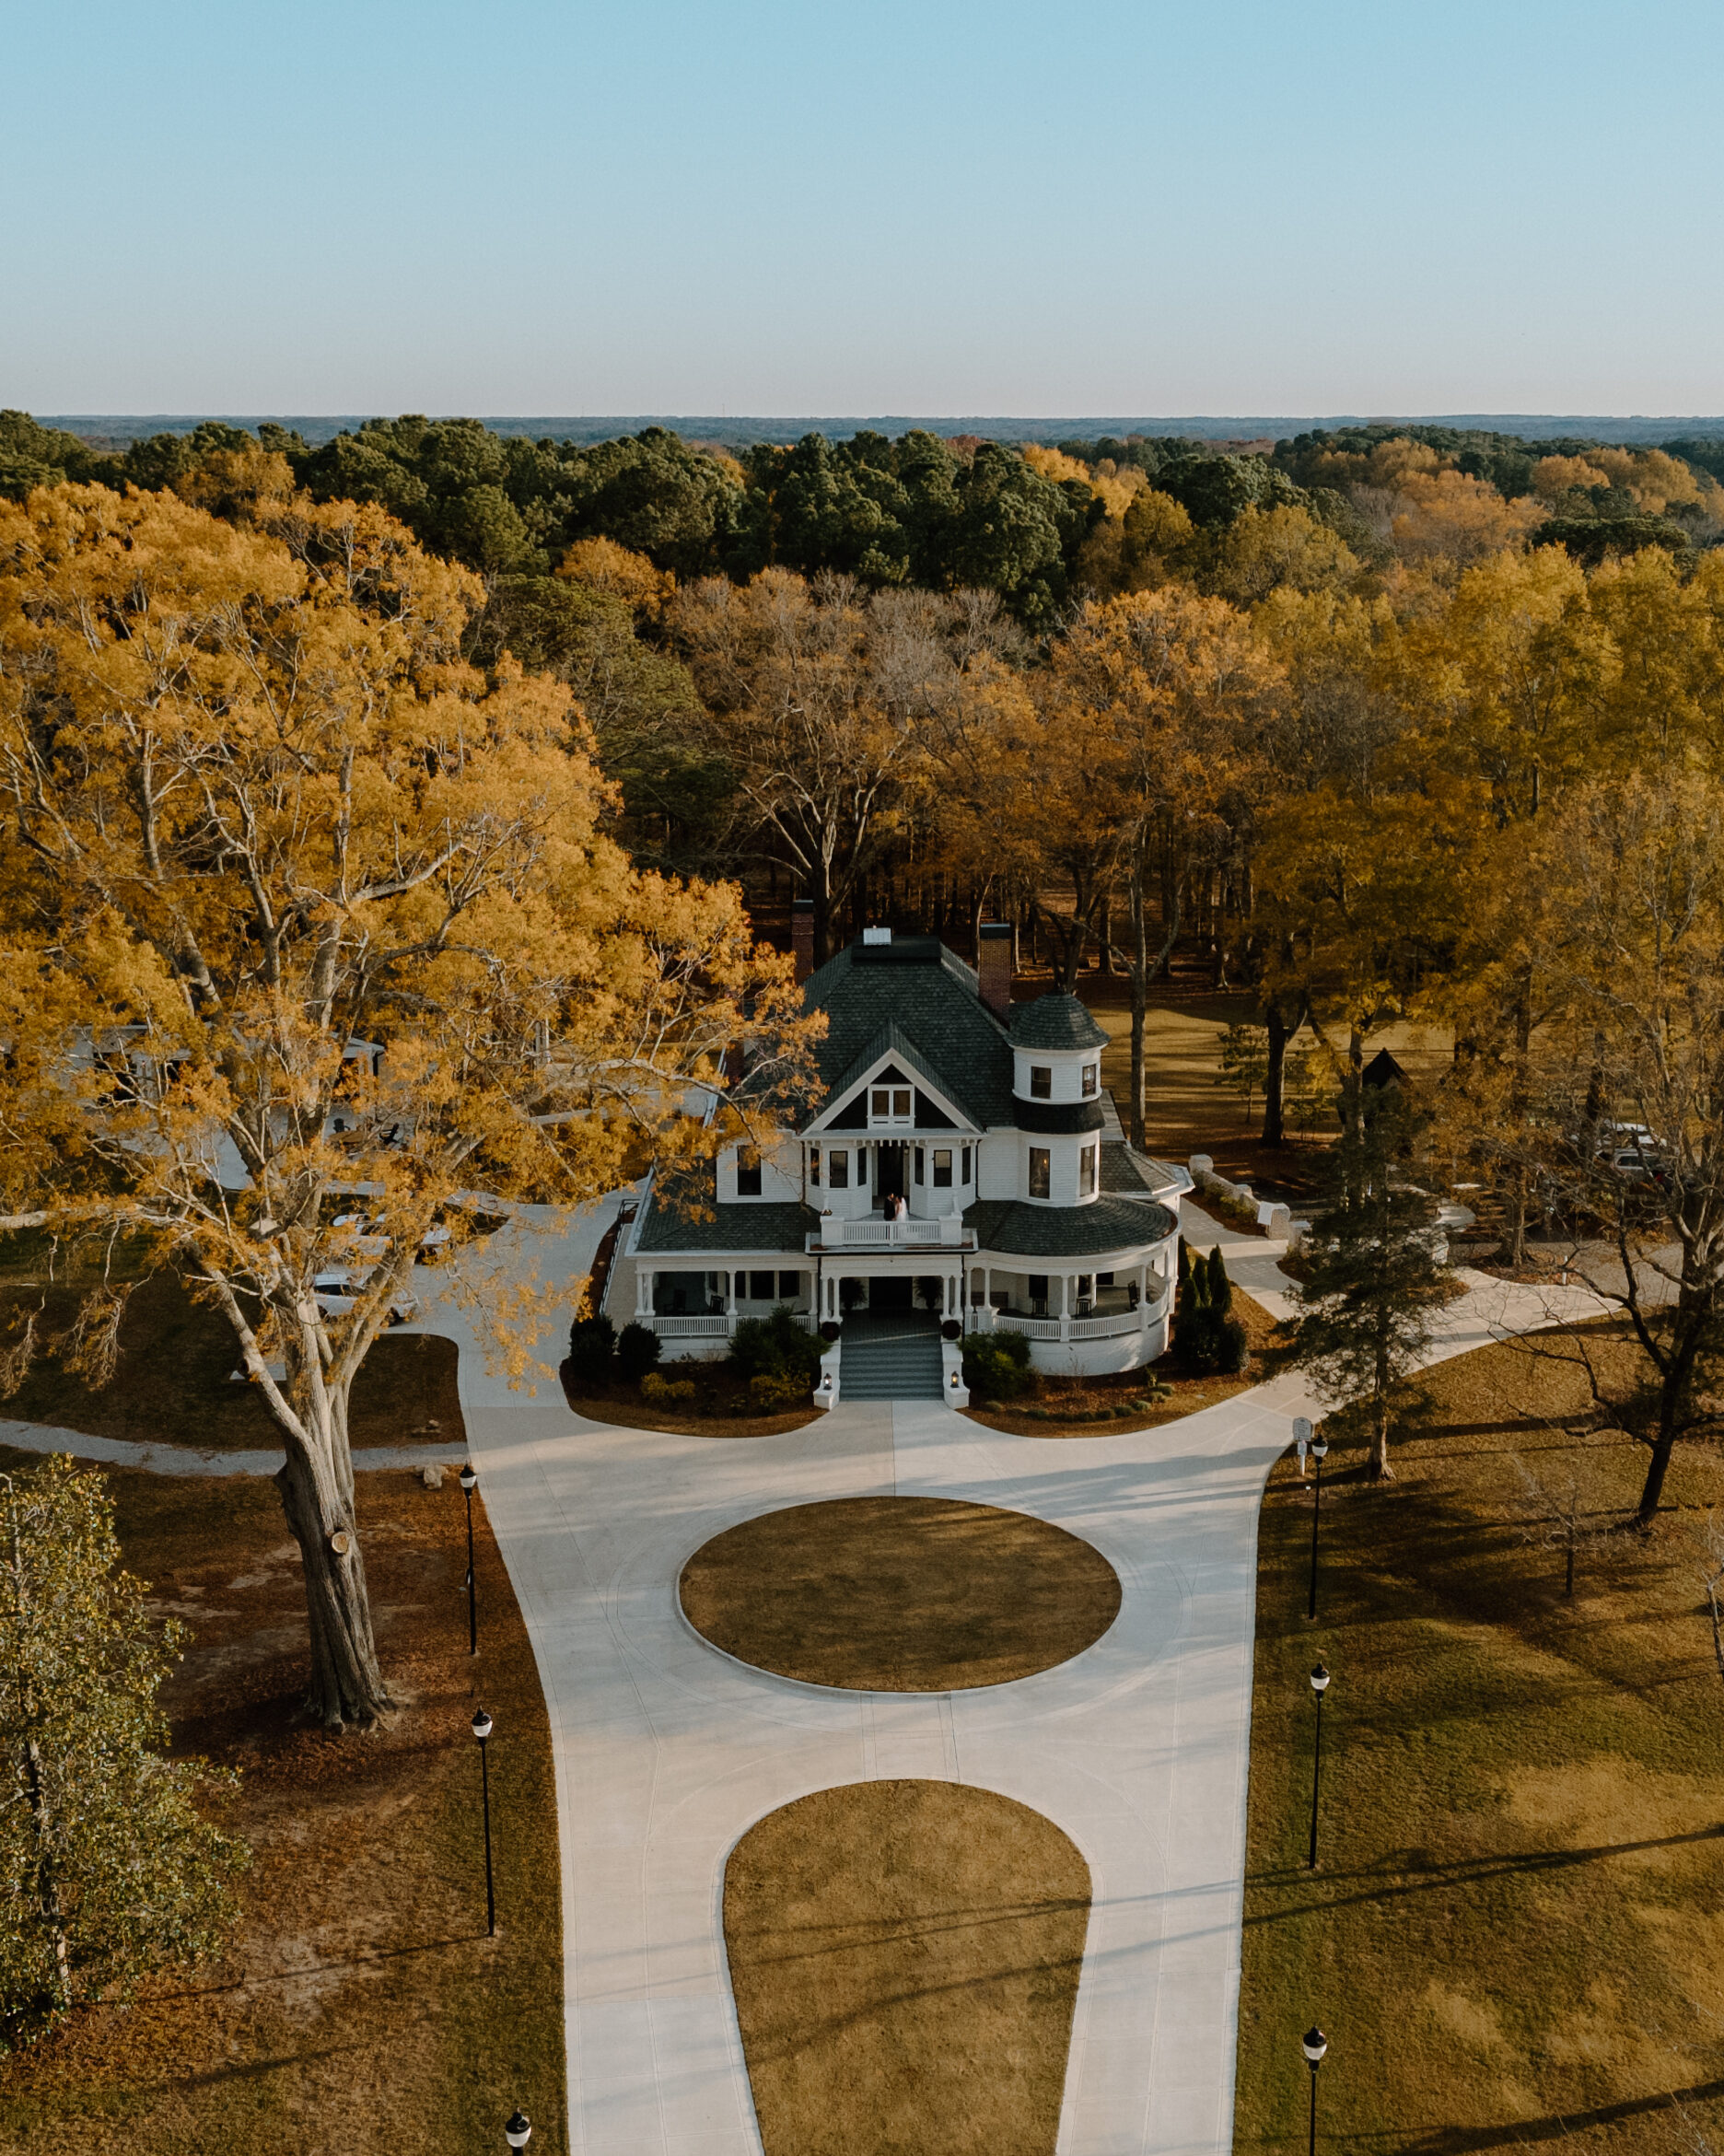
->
[0,1458,247,2046]
[1174,1241,1247,1374]
[1277,1083,1454,1478]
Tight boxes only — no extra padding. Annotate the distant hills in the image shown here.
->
[38,412,1724,451]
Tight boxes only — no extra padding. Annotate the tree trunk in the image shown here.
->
[1128,877,1148,1151]
[1098,897,1112,975]
[1263,1000,1289,1148]
[275,1434,394,1729]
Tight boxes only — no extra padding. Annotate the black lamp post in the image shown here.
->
[460,1463,479,1655]
[1307,1661,1330,1869]
[504,2110,532,2150]
[472,1706,495,1937]
[1307,1431,1330,1621]
[1301,2025,1328,2156]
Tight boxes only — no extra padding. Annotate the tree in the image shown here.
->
[0,484,819,1727]
[1517,777,1724,1529]
[0,1456,245,2044]
[1172,1241,1248,1374]
[1216,1021,1269,1124]
[1276,1083,1455,1478]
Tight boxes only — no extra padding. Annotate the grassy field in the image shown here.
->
[1235,1325,1724,2155]
[0,1451,565,2152]
[0,1271,463,1452]
[680,1496,1122,1690]
[724,1778,1089,2156]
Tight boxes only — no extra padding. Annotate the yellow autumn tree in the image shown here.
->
[0,484,820,1729]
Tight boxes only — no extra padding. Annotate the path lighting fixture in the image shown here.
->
[1307,1431,1330,1622]
[1301,2025,1328,2156]
[1308,1662,1331,1870]
[504,2111,533,2150]
[472,1706,496,1937]
[460,1463,479,1655]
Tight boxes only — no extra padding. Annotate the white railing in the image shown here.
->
[653,1314,731,1338]
[1006,1316,1063,1341]
[807,1216,970,1252]
[1068,1308,1148,1340]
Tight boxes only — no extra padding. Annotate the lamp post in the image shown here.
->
[472,1706,495,1937]
[1307,1661,1330,1869]
[460,1463,478,1655]
[1301,2025,1328,2156]
[504,2111,533,2150]
[1306,1431,1329,1621]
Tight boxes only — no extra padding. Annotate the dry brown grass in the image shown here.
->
[560,1384,819,1439]
[0,1451,564,2152]
[0,1272,463,1453]
[1235,1323,1724,2155]
[680,1497,1121,1690]
[724,1779,1089,2156]
[966,1286,1279,1439]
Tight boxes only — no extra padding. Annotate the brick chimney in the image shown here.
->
[791,900,814,985]
[977,922,1012,1019]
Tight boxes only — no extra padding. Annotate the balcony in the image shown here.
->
[805,1213,973,1254]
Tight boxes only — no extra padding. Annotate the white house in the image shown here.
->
[606,923,1190,1396]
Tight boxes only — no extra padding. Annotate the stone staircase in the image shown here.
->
[837,1316,944,1402]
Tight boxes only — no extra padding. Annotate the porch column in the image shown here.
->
[723,1270,735,1316]
[1059,1273,1071,1343]
[1139,1260,1150,1331]
[637,1267,653,1317]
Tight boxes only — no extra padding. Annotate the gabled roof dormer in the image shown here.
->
[806,1022,983,1136]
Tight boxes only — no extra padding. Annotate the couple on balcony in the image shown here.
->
[881,1191,908,1223]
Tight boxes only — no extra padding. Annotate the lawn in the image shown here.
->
[1235,1323,1724,2154]
[0,1271,463,1452]
[680,1496,1122,1690]
[724,1778,1089,2156]
[0,1451,565,2153]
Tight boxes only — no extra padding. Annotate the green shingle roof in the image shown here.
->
[1008,993,1112,1052]
[822,1021,986,1130]
[636,1188,815,1254]
[964,1194,1177,1258]
[801,941,1015,1127]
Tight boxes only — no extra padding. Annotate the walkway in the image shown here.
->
[0,1193,1608,2152]
[432,1195,1603,2156]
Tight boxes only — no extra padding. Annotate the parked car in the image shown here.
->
[313,1267,416,1324]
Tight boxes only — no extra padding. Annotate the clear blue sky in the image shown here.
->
[6,0,1722,417]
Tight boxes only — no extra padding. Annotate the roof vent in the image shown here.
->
[862,926,892,946]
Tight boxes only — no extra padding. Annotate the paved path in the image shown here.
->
[0,1191,1609,2152]
[433,1195,1607,2156]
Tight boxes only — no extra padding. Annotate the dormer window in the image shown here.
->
[736,1147,763,1196]
[1082,1062,1098,1098]
[1030,1066,1052,1100]
[869,1086,913,1126]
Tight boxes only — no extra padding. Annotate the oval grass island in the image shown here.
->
[679,1495,1121,1691]
[724,1779,1091,2156]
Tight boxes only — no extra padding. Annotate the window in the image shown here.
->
[737,1147,763,1196]
[809,1145,821,1186]
[914,1147,925,1184]
[961,1145,971,1183]
[829,1149,849,1188]
[869,1086,913,1125]
[1079,1142,1097,1197]
[1029,1147,1051,1199]
[749,1269,775,1300]
[1082,1062,1098,1098]
[1030,1065,1052,1100]
[778,1270,800,1300]
[933,1148,952,1188]
[1029,1273,1049,1311]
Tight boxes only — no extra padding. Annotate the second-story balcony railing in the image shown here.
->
[806,1213,973,1253]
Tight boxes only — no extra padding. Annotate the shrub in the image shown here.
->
[961,1325,1034,1401]
[729,1304,821,1386]
[640,1371,696,1405]
[616,1320,661,1381]
[748,1369,808,1410]
[1173,1243,1248,1374]
[565,1312,617,1388]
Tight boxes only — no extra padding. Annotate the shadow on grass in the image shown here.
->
[1398,2076,1724,2153]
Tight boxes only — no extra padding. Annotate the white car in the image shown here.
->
[312,1268,416,1324]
